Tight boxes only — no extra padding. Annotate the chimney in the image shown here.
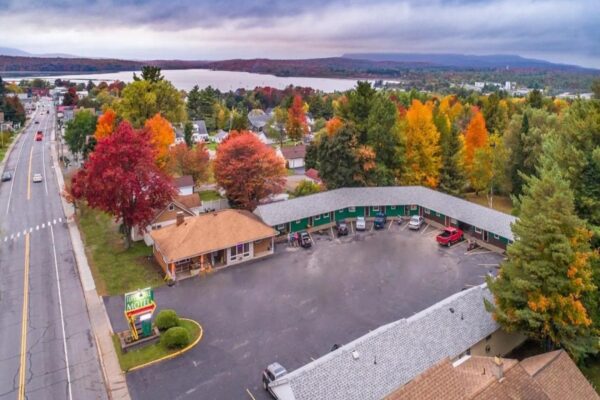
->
[492,356,504,380]
[176,212,185,226]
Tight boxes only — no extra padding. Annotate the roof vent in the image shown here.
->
[352,351,360,360]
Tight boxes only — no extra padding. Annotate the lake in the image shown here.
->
[12,69,360,93]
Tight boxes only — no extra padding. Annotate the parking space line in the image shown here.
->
[246,389,256,400]
[387,221,393,230]
[420,224,430,235]
[401,222,409,231]
[350,221,355,234]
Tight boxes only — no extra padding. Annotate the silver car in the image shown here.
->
[408,215,424,230]
[355,216,366,231]
[32,173,43,183]
[263,362,287,398]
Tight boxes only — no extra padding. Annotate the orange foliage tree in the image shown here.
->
[94,108,117,140]
[144,113,175,168]
[166,143,210,186]
[286,95,308,141]
[325,116,344,136]
[401,99,441,187]
[463,108,488,173]
[214,131,286,210]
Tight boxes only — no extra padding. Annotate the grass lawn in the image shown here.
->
[464,192,514,214]
[199,190,221,201]
[113,319,201,372]
[204,142,218,151]
[77,205,164,296]
[0,132,17,163]
[580,358,600,394]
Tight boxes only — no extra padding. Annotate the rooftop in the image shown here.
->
[280,144,306,160]
[254,186,516,240]
[174,175,194,188]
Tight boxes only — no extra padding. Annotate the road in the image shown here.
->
[0,101,107,400]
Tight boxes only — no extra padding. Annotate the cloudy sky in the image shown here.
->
[0,0,598,68]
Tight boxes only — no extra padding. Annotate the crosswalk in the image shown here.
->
[2,217,63,243]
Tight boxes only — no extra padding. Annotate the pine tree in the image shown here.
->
[486,164,597,360]
[435,110,465,195]
[317,124,361,189]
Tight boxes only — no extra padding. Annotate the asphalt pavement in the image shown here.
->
[0,102,107,400]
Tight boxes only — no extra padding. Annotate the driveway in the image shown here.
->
[104,222,503,400]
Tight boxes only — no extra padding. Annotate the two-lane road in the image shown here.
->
[0,101,107,400]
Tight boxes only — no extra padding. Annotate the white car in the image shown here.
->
[355,216,366,231]
[408,215,425,230]
[32,173,43,183]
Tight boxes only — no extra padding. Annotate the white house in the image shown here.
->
[212,129,229,144]
[175,175,194,195]
[280,145,306,169]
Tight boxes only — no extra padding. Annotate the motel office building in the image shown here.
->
[255,186,515,250]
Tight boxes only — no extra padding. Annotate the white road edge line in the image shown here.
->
[42,115,49,195]
[50,225,73,400]
[5,120,31,215]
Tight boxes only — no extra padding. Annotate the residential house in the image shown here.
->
[151,209,277,279]
[174,128,185,145]
[175,175,194,195]
[192,120,209,143]
[269,284,525,400]
[386,350,599,400]
[255,131,274,145]
[211,129,229,144]
[280,145,306,169]
[304,168,322,185]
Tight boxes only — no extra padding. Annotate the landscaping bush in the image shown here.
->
[161,326,190,349]
[155,309,180,331]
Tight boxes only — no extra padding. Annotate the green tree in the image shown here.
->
[117,79,186,128]
[527,89,543,109]
[486,165,597,360]
[187,85,218,131]
[133,66,164,83]
[591,79,600,100]
[340,81,375,143]
[293,180,321,197]
[436,117,465,196]
[64,110,98,158]
[318,124,361,189]
[184,122,193,147]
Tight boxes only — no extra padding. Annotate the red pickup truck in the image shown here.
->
[436,227,464,246]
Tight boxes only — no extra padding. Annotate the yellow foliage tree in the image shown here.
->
[401,99,441,187]
[144,113,175,169]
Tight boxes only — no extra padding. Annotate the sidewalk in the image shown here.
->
[51,123,131,400]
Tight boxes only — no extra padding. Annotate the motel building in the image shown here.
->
[151,209,278,279]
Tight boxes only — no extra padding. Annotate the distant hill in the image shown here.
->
[0,47,80,59]
[0,55,143,74]
[342,53,597,72]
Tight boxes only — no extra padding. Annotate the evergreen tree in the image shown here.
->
[187,85,202,120]
[437,121,466,196]
[486,164,597,360]
[342,81,375,143]
[133,66,164,83]
[184,121,194,147]
[318,124,361,189]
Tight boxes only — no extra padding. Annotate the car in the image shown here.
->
[355,216,366,231]
[32,173,43,183]
[408,215,425,230]
[436,226,464,246]
[46,110,49,114]
[373,212,387,230]
[34,121,39,124]
[262,362,288,397]
[299,231,312,248]
[35,132,43,141]
[1,171,12,182]
[336,219,349,236]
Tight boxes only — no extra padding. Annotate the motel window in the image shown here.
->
[314,215,321,220]
[295,220,301,224]
[323,213,329,218]
[373,206,380,211]
[450,218,457,225]
[424,208,430,214]
[277,224,285,231]
[475,227,482,234]
[493,234,500,240]
[390,206,396,210]
[410,205,417,210]
[348,206,356,212]
[435,212,440,217]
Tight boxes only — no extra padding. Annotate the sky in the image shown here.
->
[0,0,599,68]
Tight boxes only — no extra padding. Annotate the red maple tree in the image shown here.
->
[71,121,176,247]
[285,95,308,141]
[214,131,286,210]
[166,143,210,185]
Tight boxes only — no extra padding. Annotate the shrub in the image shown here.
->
[161,326,190,349]
[155,309,179,331]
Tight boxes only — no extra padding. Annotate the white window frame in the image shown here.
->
[314,215,321,221]
[168,204,175,211]
[410,205,417,210]
[230,243,250,260]
[475,227,482,234]
[435,212,441,217]
[450,218,457,225]
[348,206,356,212]
[322,213,329,219]
[295,220,302,224]
[277,224,285,231]
[493,234,500,240]
[372,206,380,212]
[424,208,431,215]
[390,206,396,210]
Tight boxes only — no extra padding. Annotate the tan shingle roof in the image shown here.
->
[533,351,600,400]
[174,194,201,210]
[151,209,277,262]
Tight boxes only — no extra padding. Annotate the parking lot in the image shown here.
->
[104,221,504,400]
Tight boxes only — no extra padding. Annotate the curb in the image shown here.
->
[126,319,204,373]
[0,114,32,174]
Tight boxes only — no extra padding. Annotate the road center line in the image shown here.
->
[27,146,33,200]
[50,225,73,400]
[18,233,30,400]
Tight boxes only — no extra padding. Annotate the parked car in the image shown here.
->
[1,171,12,182]
[262,362,288,397]
[355,216,366,231]
[436,227,464,246]
[299,231,312,248]
[374,212,387,230]
[46,110,49,114]
[35,131,43,141]
[34,121,39,124]
[32,173,43,183]
[336,219,349,236]
[408,215,425,230]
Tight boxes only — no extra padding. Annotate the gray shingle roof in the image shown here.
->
[271,284,499,400]
[254,186,516,240]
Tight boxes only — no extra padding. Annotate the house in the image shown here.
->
[386,350,599,400]
[192,120,209,142]
[212,129,228,144]
[151,209,278,279]
[304,168,322,185]
[254,186,516,251]
[269,284,525,400]
[175,175,194,195]
[280,145,306,169]
[174,129,185,145]
[255,131,274,145]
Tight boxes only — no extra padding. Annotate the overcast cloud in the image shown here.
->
[0,0,598,67]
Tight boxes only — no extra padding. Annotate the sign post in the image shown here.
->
[124,287,156,341]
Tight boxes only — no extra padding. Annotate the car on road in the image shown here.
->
[374,212,387,230]
[34,121,39,124]
[336,219,349,236]
[35,131,43,141]
[436,226,464,246]
[32,173,43,183]
[408,215,425,230]
[263,362,287,397]
[1,171,12,182]
[355,216,366,231]
[46,110,49,114]
[299,231,312,248]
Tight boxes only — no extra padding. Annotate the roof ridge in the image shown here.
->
[529,349,564,378]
